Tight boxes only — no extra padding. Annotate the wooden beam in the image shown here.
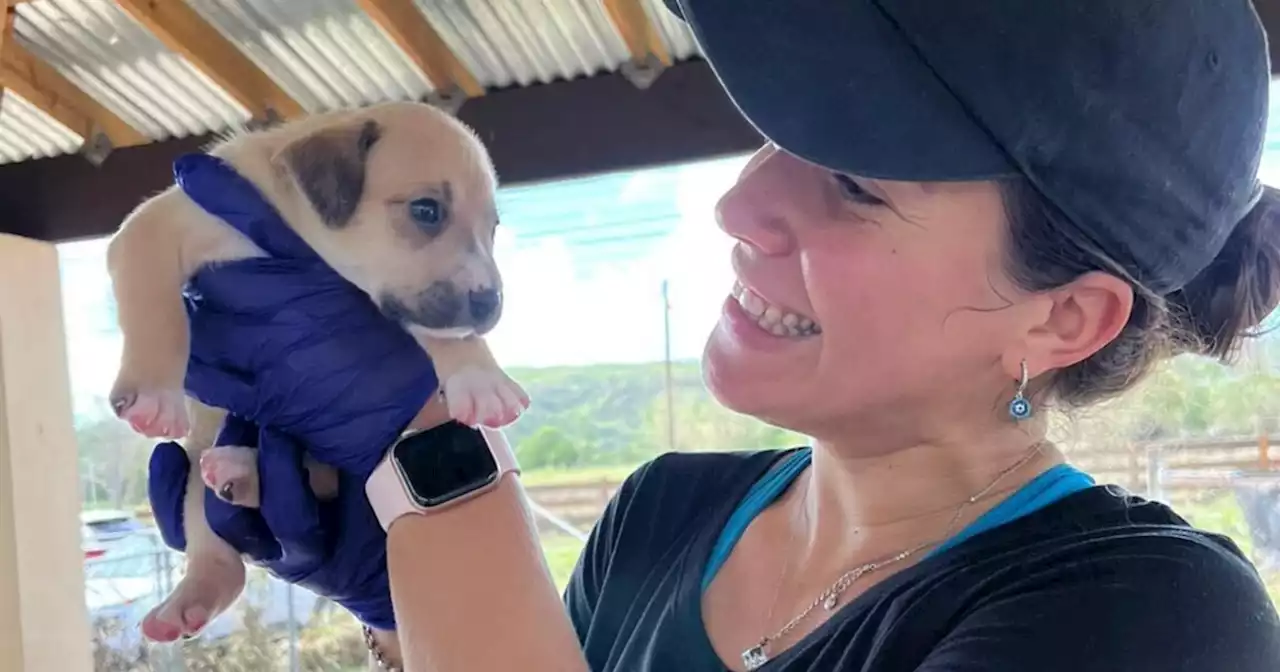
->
[355,0,484,98]
[0,1,8,99]
[603,0,671,67]
[112,0,304,120]
[0,8,147,148]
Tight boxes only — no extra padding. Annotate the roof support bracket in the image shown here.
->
[242,106,285,133]
[620,53,666,90]
[78,130,113,167]
[425,85,467,116]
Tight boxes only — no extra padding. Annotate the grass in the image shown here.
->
[541,533,589,592]
[522,463,640,487]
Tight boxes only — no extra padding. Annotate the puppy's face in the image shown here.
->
[271,102,504,337]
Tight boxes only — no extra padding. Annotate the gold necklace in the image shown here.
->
[741,442,1046,671]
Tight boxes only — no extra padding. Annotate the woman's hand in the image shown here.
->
[146,395,447,633]
[147,414,401,630]
[181,255,440,477]
[174,152,442,477]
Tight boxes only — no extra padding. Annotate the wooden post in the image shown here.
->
[1127,444,1141,492]
[0,234,94,671]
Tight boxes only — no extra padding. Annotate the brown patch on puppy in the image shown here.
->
[274,119,382,229]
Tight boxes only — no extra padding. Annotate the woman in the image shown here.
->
[148,0,1280,670]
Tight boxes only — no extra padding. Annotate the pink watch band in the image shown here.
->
[366,427,520,531]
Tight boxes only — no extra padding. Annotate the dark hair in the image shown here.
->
[999,178,1280,407]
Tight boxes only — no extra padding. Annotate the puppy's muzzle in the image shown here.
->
[380,281,503,334]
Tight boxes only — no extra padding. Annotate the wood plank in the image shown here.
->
[0,35,148,147]
[0,234,95,672]
[603,0,671,67]
[112,0,304,120]
[355,0,484,98]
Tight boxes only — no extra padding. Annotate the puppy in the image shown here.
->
[105,101,529,643]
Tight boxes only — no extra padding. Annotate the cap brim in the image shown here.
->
[668,0,1017,181]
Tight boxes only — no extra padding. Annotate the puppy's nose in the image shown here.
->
[468,288,501,323]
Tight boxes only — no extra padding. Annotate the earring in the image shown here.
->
[1008,359,1033,421]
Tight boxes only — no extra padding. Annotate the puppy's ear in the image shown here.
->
[273,119,382,229]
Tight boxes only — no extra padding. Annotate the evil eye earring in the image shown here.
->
[1008,359,1033,421]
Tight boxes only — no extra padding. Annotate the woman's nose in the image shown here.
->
[714,151,797,256]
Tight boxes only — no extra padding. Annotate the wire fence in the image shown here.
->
[84,512,589,671]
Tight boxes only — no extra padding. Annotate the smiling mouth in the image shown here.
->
[733,281,822,338]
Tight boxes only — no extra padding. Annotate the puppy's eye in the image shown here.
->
[408,197,447,231]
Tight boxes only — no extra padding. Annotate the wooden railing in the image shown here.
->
[1059,434,1277,497]
[524,435,1280,533]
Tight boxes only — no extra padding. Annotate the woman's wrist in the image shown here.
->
[383,473,589,671]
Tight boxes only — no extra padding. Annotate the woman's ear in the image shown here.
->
[1020,271,1134,377]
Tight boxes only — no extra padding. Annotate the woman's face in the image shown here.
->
[703,145,1037,441]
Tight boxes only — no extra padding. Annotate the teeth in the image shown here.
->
[733,282,822,338]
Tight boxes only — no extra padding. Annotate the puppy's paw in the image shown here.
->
[442,367,530,428]
[109,386,190,439]
[200,446,260,508]
[140,559,245,643]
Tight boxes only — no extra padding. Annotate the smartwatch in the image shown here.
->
[365,421,521,531]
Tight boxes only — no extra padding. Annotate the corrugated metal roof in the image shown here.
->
[642,0,700,61]
[413,0,631,88]
[186,0,436,113]
[0,0,700,165]
[12,0,250,143]
[0,90,83,164]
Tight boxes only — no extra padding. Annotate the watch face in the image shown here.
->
[392,422,499,508]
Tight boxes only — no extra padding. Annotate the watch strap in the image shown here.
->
[483,427,521,478]
[366,453,416,532]
[366,426,520,532]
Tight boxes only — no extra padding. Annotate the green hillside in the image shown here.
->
[73,344,1280,510]
[499,360,804,470]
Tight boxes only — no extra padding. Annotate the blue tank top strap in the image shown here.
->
[701,449,812,591]
[701,450,1096,591]
[927,463,1095,557]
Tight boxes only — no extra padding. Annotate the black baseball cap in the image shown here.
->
[663,0,1272,295]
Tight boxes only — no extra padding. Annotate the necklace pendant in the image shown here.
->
[823,594,840,610]
[742,643,769,670]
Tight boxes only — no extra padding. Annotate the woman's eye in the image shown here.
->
[408,197,446,230]
[833,174,884,206]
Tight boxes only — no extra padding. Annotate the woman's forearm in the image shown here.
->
[385,471,590,672]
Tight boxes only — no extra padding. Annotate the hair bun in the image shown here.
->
[1166,185,1280,361]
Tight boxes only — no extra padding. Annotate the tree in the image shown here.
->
[518,426,584,470]
[639,388,805,454]
[75,411,153,509]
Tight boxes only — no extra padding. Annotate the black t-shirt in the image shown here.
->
[564,449,1280,671]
